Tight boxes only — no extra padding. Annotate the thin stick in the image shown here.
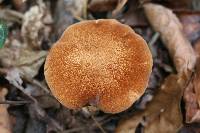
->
[0,100,30,105]
[23,75,50,94]
[86,107,106,133]
[83,0,88,19]
[148,32,160,58]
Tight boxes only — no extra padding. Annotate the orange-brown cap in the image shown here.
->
[44,19,152,113]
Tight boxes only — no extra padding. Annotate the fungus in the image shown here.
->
[44,19,152,113]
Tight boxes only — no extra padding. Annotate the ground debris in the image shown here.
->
[0,0,199,133]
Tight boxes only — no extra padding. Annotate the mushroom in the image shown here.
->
[44,19,153,113]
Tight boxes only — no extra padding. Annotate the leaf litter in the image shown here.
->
[0,0,199,133]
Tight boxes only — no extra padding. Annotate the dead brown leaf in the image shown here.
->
[184,40,200,123]
[36,95,60,109]
[21,1,53,49]
[112,0,128,16]
[54,0,86,38]
[0,87,12,133]
[144,3,196,83]
[116,0,148,27]
[116,75,183,133]
[183,79,200,123]
[116,3,197,133]
[0,48,47,78]
[88,0,117,12]
[194,40,200,106]
[178,12,200,43]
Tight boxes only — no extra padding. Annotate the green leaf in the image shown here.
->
[0,20,8,48]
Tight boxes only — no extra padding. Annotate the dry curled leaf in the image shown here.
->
[21,6,44,49]
[54,0,86,38]
[116,4,197,133]
[88,0,117,12]
[194,40,200,106]
[178,12,200,43]
[0,87,12,133]
[116,75,183,133]
[117,0,147,27]
[0,48,47,78]
[21,1,52,49]
[112,0,128,16]
[184,40,200,123]
[144,3,196,83]
[28,103,63,132]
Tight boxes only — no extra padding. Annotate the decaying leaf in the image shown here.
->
[178,12,200,43]
[21,6,44,49]
[61,0,86,17]
[184,40,200,123]
[144,3,196,82]
[54,0,86,38]
[0,9,23,23]
[183,79,200,123]
[15,49,47,78]
[112,0,128,16]
[21,1,53,49]
[194,40,200,106]
[116,75,183,133]
[0,87,12,133]
[116,3,197,133]
[117,0,147,27]
[88,0,117,12]
[0,48,47,78]
[36,95,60,109]
[28,103,63,132]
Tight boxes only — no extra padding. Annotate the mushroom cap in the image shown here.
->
[44,19,152,113]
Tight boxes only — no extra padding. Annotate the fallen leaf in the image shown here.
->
[21,6,44,49]
[178,12,200,43]
[54,0,86,39]
[0,48,47,78]
[0,9,23,23]
[116,75,183,133]
[28,103,63,132]
[25,118,46,133]
[21,1,53,49]
[36,95,60,109]
[112,0,128,16]
[184,40,200,123]
[143,3,196,83]
[88,0,117,12]
[116,3,197,133]
[15,49,47,78]
[183,79,200,123]
[194,40,200,106]
[0,87,12,133]
[116,0,148,27]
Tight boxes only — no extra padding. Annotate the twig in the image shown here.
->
[148,32,160,58]
[23,75,50,94]
[86,107,106,133]
[83,0,88,19]
[73,15,85,21]
[0,68,50,94]
[9,78,37,103]
[112,0,128,16]
[0,100,30,105]
[0,9,23,23]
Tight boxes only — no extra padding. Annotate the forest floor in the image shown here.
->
[0,0,200,133]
